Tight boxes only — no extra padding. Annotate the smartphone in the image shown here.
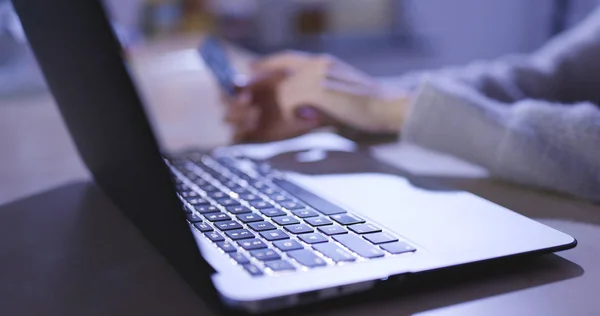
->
[198,35,238,96]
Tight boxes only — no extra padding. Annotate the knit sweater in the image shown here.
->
[400,7,600,202]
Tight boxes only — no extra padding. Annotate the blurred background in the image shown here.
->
[0,0,598,205]
[2,0,599,97]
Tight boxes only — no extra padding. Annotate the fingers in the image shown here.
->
[276,55,378,117]
[224,69,289,144]
[251,50,314,73]
[244,68,290,89]
[321,78,378,98]
[323,55,374,86]
[277,64,384,133]
[232,106,261,143]
[223,90,252,124]
[231,104,326,144]
[226,51,391,143]
[277,57,330,121]
[231,68,290,101]
[240,112,323,144]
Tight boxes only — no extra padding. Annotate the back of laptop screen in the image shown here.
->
[12,0,222,307]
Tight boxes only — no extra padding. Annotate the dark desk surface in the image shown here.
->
[1,140,600,316]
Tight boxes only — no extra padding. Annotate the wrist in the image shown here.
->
[367,88,410,133]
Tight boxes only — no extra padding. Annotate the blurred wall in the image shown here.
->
[328,0,392,34]
[403,0,550,65]
[400,0,599,67]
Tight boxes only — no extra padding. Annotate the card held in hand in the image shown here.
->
[199,35,238,96]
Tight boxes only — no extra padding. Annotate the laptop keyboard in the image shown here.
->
[168,154,416,277]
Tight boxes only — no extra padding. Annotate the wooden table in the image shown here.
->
[1,34,600,315]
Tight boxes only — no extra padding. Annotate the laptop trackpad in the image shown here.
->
[283,172,572,261]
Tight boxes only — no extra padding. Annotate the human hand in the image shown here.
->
[221,67,326,143]
[221,50,411,143]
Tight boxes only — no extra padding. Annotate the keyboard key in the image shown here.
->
[348,223,382,234]
[215,221,243,231]
[229,185,248,194]
[230,187,249,195]
[272,216,300,226]
[185,213,203,222]
[237,213,263,223]
[331,214,365,225]
[194,222,213,232]
[318,225,348,236]
[363,232,398,244]
[252,181,269,190]
[280,201,305,210]
[305,217,333,227]
[272,179,347,215]
[260,187,278,196]
[175,183,189,191]
[250,200,273,210]
[260,208,286,217]
[333,234,385,259]
[195,205,219,214]
[229,171,251,184]
[205,232,225,242]
[243,264,263,276]
[183,173,199,182]
[209,191,228,200]
[287,249,327,268]
[298,233,328,244]
[216,241,238,253]
[248,221,276,232]
[198,184,218,192]
[260,229,290,241]
[202,166,222,179]
[273,239,304,252]
[205,212,231,222]
[284,224,313,234]
[238,239,268,250]
[230,252,250,264]
[264,260,296,272]
[291,209,319,218]
[313,243,356,262]
[219,198,240,207]
[188,198,210,206]
[192,178,210,187]
[215,175,231,184]
[225,229,254,240]
[239,193,260,201]
[380,241,416,254]
[222,180,242,190]
[249,248,281,261]
[270,194,291,203]
[226,205,252,215]
[178,189,194,196]
[181,191,200,198]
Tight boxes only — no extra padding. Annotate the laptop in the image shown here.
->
[13,0,577,314]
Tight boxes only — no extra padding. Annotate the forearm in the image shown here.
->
[403,78,600,202]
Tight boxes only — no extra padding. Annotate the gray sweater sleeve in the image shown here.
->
[401,8,600,202]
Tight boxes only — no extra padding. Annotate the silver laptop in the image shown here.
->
[13,0,576,314]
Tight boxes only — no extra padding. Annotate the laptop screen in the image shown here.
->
[12,0,221,308]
